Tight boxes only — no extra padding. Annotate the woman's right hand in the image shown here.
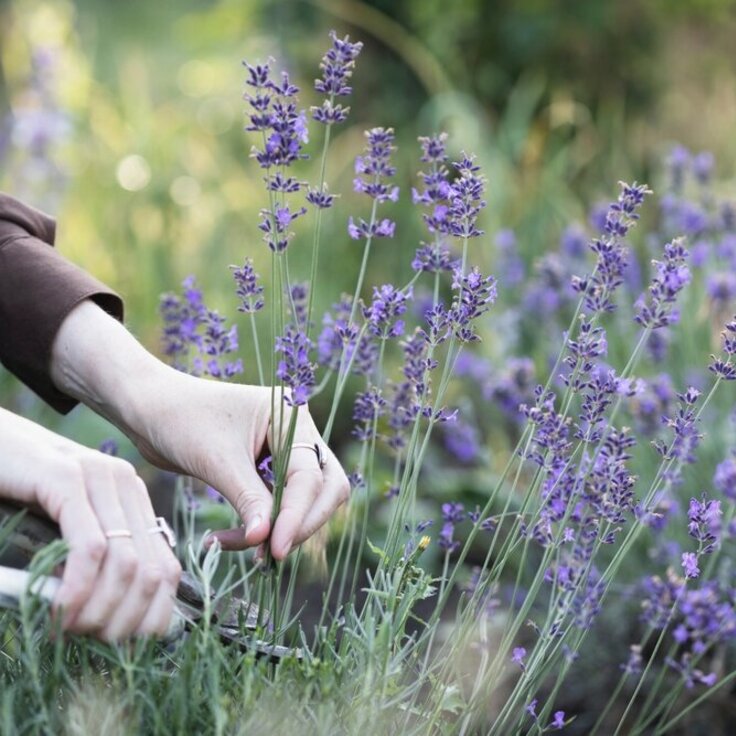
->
[0,407,181,641]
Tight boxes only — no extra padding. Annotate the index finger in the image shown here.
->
[44,479,107,629]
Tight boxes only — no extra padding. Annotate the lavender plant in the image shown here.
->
[128,37,736,734]
[5,33,736,736]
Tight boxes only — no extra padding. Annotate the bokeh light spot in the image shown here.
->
[116,154,151,191]
[170,175,201,206]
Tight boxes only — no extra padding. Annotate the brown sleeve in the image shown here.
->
[0,192,124,414]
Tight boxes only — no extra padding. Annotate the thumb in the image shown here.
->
[205,466,273,551]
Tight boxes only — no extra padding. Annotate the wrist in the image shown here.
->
[50,300,172,436]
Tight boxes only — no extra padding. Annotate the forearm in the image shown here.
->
[50,299,170,436]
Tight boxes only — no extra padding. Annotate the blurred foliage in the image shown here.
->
[1,0,736,446]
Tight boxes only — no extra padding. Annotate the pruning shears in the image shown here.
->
[0,501,300,662]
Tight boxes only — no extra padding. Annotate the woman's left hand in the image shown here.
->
[51,300,350,560]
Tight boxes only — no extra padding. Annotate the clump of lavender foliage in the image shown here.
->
[150,35,736,736]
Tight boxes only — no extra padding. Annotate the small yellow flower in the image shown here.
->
[418,535,431,551]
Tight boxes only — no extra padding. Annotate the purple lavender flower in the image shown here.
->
[628,373,675,437]
[693,151,715,184]
[231,259,265,313]
[641,571,685,629]
[443,418,481,464]
[352,127,399,205]
[718,321,736,353]
[352,385,386,441]
[437,503,465,554]
[621,644,643,675]
[560,224,588,259]
[571,182,651,315]
[206,486,226,505]
[446,153,486,240]
[634,238,691,329]
[160,276,242,379]
[647,329,670,363]
[412,133,454,234]
[441,502,465,524]
[306,185,336,209]
[706,272,736,306]
[411,242,457,273]
[98,439,118,456]
[550,711,566,730]
[258,455,275,485]
[714,457,736,500]
[709,356,736,381]
[511,646,526,668]
[438,521,460,553]
[653,387,702,467]
[160,277,204,369]
[682,551,700,579]
[317,296,378,377]
[311,31,363,125]
[687,495,722,553]
[363,284,412,339]
[258,203,308,253]
[288,281,309,331]
[449,267,497,342]
[522,253,572,319]
[348,216,396,239]
[348,471,365,493]
[243,60,308,170]
[564,318,608,393]
[275,324,315,405]
[200,309,243,378]
[487,357,536,424]
[663,580,736,658]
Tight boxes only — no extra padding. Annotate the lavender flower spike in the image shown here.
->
[446,153,487,239]
[572,181,651,315]
[312,31,363,125]
[275,324,316,406]
[231,258,265,313]
[634,238,690,329]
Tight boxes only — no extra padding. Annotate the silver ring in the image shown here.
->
[105,529,132,539]
[291,442,327,470]
[148,516,177,548]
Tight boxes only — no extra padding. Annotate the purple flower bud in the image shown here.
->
[714,457,736,500]
[362,284,412,339]
[682,551,700,579]
[231,259,265,313]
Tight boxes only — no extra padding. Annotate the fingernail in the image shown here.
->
[246,515,262,536]
[203,535,214,548]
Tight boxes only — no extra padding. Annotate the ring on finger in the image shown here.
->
[147,516,177,548]
[105,529,133,539]
[291,442,327,470]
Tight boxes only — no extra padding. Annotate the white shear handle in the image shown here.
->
[0,565,185,640]
[0,565,60,604]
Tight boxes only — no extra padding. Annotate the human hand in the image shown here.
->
[0,407,181,641]
[51,300,350,561]
[128,375,350,560]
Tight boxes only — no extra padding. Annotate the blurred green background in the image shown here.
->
[2,0,736,451]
